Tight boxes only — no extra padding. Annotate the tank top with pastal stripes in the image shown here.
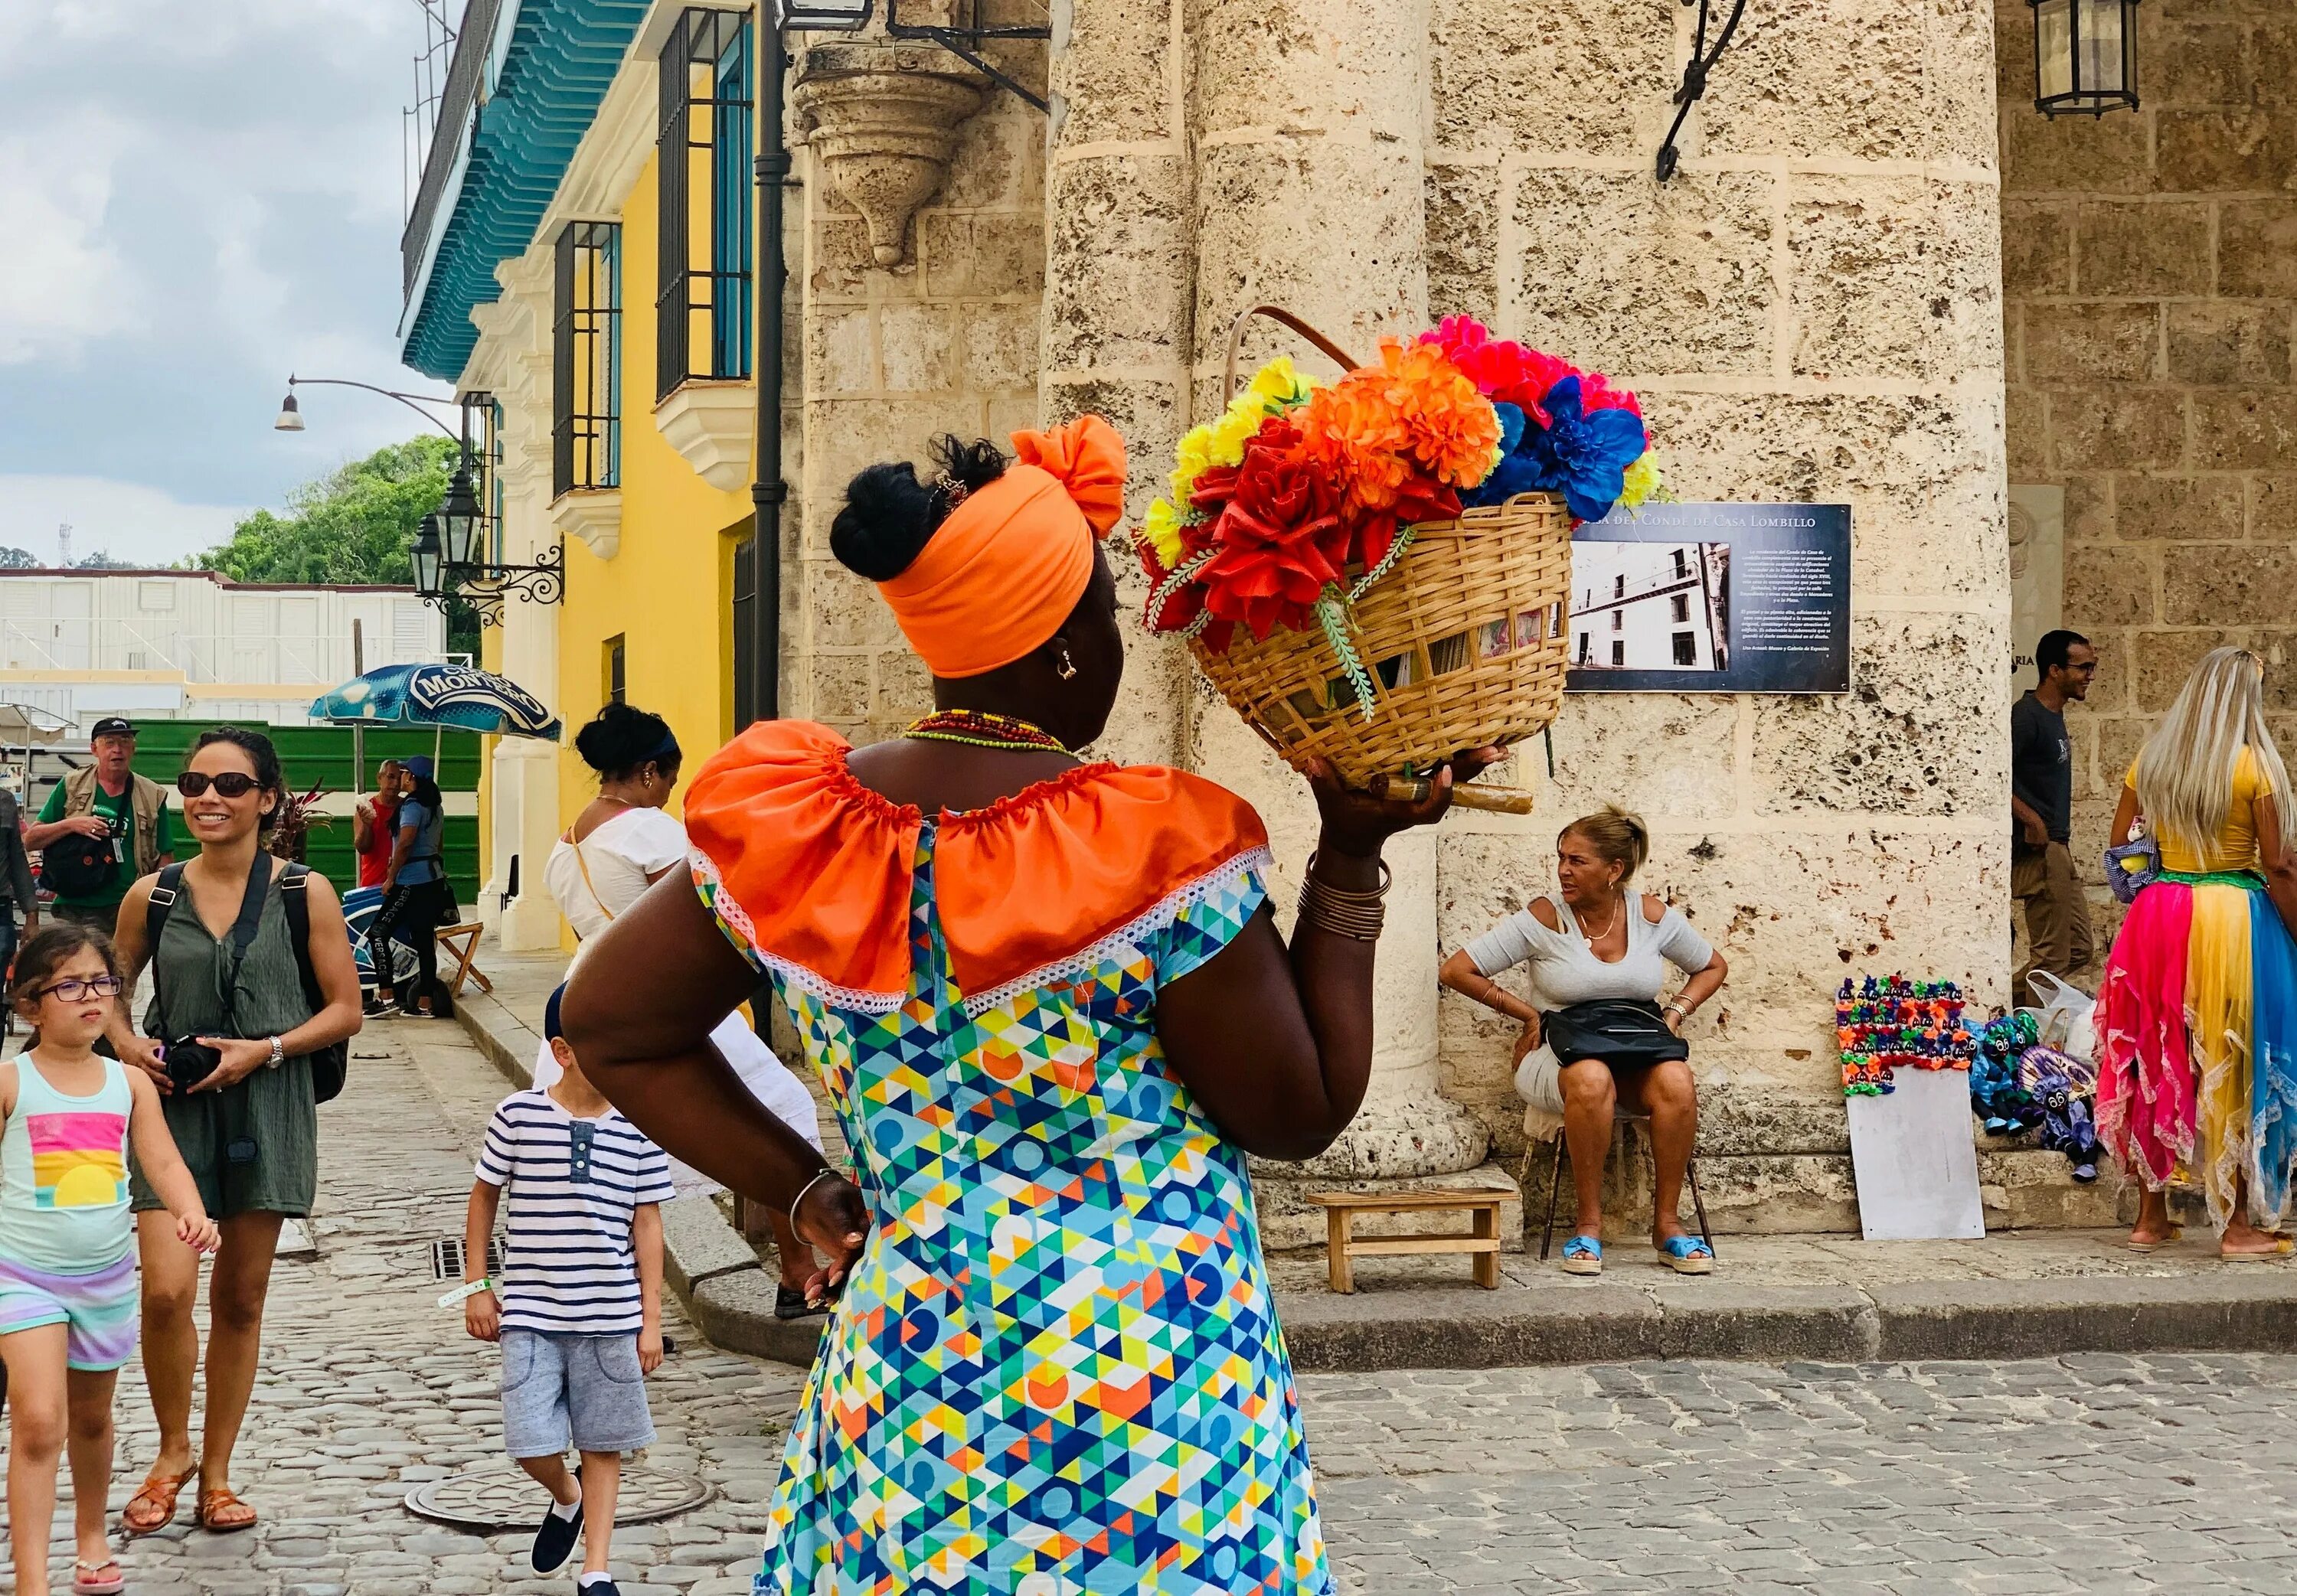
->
[0,1054,134,1273]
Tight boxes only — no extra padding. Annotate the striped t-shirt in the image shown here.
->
[475,1088,674,1336]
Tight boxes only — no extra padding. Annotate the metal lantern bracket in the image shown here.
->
[1655,0,1749,184]
[786,1,1051,112]
[427,542,567,628]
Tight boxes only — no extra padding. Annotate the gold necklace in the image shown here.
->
[1577,894,1622,945]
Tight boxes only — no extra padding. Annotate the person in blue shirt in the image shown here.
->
[365,756,454,1019]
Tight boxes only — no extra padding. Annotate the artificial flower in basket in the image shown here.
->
[1136,312,1662,758]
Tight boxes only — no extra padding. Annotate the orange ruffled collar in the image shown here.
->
[685,721,1269,1015]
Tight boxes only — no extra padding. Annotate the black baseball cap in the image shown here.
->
[544,982,567,1043]
[90,717,136,739]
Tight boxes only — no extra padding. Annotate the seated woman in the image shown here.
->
[1438,805,1727,1276]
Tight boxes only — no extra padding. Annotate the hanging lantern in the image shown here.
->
[2031,0,2139,117]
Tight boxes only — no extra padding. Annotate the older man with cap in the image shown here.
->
[25,716,175,931]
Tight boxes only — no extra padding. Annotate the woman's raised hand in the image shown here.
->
[1511,1014,1543,1065]
[1301,747,1505,857]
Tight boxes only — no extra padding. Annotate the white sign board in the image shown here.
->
[2008,483,2064,683]
[1846,1069,1985,1241]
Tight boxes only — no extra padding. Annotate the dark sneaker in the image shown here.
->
[531,1500,583,1573]
[361,996,393,1018]
[576,1581,621,1596]
[775,1284,827,1321]
[397,1006,443,1020]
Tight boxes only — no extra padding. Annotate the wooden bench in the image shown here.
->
[435,922,493,998]
[1305,1188,1512,1294]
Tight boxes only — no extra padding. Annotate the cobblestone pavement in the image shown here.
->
[6,1026,2297,1594]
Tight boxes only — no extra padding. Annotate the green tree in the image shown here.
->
[198,435,478,653]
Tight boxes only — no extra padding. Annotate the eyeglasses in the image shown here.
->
[176,772,260,798]
[40,977,123,1001]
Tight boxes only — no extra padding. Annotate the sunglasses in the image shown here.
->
[177,772,263,798]
[40,976,123,1001]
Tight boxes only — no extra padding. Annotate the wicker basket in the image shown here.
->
[1187,305,1576,791]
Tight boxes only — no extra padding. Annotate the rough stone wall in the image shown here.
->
[792,46,1048,745]
[1997,0,2297,935]
[1424,0,2013,1219]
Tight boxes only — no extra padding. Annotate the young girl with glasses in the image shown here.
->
[0,925,217,1596]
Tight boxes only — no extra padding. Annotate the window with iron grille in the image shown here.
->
[657,8,753,400]
[554,221,622,496]
[483,397,506,563]
[605,635,626,706]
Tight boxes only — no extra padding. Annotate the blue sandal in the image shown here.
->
[1560,1235,1603,1276]
[1657,1234,1715,1274]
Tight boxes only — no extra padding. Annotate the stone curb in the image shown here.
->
[455,987,2297,1374]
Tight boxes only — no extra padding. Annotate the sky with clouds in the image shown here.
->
[0,1,453,568]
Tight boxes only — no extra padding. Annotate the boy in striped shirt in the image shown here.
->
[464,985,672,1595]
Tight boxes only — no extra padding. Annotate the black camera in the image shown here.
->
[163,1036,222,1092]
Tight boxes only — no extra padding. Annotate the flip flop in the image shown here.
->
[1656,1234,1716,1275]
[196,1486,258,1533]
[2124,1226,2184,1254]
[121,1464,198,1536]
[1560,1235,1603,1276]
[73,1558,125,1595]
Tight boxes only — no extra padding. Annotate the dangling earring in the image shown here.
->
[1057,646,1077,681]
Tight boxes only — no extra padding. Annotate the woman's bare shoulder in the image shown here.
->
[1641,892,1668,924]
[1527,897,1560,932]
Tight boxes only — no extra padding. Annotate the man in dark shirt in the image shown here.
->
[2012,628,2097,1006]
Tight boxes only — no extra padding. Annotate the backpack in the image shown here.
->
[145,860,348,1105]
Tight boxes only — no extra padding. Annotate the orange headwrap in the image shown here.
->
[878,414,1127,679]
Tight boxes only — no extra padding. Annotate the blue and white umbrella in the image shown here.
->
[311,664,561,739]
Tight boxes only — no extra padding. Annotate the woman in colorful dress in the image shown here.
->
[565,417,1489,1594]
[2096,645,2297,1258]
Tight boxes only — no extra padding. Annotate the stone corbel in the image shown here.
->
[552,488,624,561]
[794,42,988,269]
[654,380,756,492]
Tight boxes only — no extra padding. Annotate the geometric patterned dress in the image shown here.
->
[685,722,1335,1595]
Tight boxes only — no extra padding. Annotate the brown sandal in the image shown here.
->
[121,1464,198,1536]
[196,1486,257,1533]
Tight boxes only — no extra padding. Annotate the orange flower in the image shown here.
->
[1297,374,1410,516]
[1372,336,1501,488]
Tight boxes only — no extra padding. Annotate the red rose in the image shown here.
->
[1198,430,1352,638]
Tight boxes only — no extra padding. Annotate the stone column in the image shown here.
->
[1185,0,1505,1241]
[1039,0,1194,766]
[477,253,568,952]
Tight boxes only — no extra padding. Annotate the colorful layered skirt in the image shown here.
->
[2096,870,2297,1229]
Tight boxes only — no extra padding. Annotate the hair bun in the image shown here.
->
[574,701,675,778]
[830,436,1008,583]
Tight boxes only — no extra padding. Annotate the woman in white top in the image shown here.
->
[1439,806,1727,1277]
[544,703,828,1320]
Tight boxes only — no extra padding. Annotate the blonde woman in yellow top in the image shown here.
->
[2095,646,2297,1258]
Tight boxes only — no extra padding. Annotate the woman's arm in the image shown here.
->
[125,1069,218,1252]
[563,877,871,1301]
[2256,795,2297,937]
[2112,784,2142,847]
[1663,953,1728,1034]
[103,874,166,1079]
[1153,756,1490,1163]
[1436,948,1541,1026]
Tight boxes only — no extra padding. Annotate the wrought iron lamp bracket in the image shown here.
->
[426,540,566,628]
[1654,0,1748,183]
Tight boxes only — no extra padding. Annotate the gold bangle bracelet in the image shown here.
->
[1298,854,1391,942]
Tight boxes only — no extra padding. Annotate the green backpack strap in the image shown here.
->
[142,861,188,1039]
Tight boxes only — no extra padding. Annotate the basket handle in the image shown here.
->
[1223,305,1362,402]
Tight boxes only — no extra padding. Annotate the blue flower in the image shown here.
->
[1523,376,1648,522]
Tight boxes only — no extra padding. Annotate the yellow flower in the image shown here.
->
[1207,397,1265,465]
[1171,423,1219,502]
[1619,452,1661,510]
[1142,498,1187,569]
[1244,356,1315,410]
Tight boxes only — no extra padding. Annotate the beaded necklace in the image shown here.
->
[903,709,1074,757]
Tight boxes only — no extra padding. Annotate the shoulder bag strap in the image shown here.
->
[143,861,188,1040]
[572,838,616,925]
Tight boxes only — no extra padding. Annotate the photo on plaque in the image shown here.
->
[1566,503,1851,695]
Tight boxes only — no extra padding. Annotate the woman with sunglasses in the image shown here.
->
[101,727,363,1537]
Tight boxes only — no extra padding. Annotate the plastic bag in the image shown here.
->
[2026,970,2096,1064]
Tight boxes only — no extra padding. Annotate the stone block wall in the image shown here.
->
[791,42,1048,745]
[1998,0,2297,932]
[1425,0,2012,1173]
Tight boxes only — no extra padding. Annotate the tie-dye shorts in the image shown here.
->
[0,1251,138,1371]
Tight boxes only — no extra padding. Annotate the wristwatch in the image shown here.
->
[266,1036,285,1069]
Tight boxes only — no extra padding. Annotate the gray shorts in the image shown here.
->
[500,1330,655,1459]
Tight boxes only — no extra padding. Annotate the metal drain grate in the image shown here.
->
[430,1235,505,1281]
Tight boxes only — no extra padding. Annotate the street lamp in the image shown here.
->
[411,515,445,599]
[437,465,485,569]
[274,393,305,432]
[2032,0,2140,116]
